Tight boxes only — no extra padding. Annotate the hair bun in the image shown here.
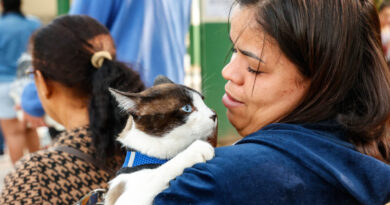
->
[91,51,112,69]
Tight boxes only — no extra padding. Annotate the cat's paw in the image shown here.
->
[180,140,214,164]
[158,140,215,181]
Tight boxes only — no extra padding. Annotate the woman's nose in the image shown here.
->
[222,54,244,85]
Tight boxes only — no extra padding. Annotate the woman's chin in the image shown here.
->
[226,111,267,137]
[226,110,245,136]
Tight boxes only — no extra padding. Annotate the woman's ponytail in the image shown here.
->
[89,59,145,164]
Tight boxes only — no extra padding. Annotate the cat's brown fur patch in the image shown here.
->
[134,84,191,114]
[131,84,195,136]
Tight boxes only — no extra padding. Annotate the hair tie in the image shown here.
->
[91,51,112,69]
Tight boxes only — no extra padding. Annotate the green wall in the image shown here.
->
[57,0,70,15]
[197,23,239,138]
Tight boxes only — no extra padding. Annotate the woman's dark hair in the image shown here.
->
[1,0,23,16]
[380,1,390,12]
[31,15,145,163]
[236,0,390,163]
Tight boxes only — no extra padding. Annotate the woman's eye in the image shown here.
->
[247,67,262,75]
[181,104,192,113]
[231,47,237,53]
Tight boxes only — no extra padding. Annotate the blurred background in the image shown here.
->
[1,0,389,190]
[21,0,240,142]
[0,0,242,189]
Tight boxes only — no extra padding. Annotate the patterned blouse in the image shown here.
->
[0,126,123,204]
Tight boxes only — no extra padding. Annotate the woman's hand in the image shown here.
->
[22,111,47,128]
[15,105,47,128]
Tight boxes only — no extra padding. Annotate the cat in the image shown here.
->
[105,76,217,205]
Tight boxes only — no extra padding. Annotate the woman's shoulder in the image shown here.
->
[14,149,58,170]
[0,149,56,204]
[189,122,390,204]
[154,138,311,204]
[209,140,306,184]
[1,144,112,204]
[209,122,360,178]
[236,121,354,151]
[154,142,316,204]
[213,122,348,160]
[7,148,70,183]
[156,122,390,204]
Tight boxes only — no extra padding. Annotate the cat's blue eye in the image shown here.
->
[181,104,192,113]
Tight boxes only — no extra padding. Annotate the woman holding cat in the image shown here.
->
[154,0,390,204]
[0,15,145,204]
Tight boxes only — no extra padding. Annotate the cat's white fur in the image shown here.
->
[106,90,216,205]
[108,140,214,205]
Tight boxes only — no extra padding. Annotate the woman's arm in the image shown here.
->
[153,162,220,204]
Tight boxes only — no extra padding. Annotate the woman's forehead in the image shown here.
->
[230,5,263,44]
[231,5,259,30]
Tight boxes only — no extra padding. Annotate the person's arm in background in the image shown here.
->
[20,82,46,128]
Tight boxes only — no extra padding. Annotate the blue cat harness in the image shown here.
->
[122,151,168,168]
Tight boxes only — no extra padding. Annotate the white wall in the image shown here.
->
[22,0,57,24]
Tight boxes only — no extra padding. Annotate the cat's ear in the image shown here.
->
[109,88,139,111]
[154,75,174,86]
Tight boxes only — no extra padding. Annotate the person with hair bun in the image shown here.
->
[153,0,390,204]
[0,15,145,204]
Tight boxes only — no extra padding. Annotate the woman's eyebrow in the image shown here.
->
[237,48,264,63]
[229,36,265,63]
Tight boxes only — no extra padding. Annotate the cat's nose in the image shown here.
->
[210,114,217,121]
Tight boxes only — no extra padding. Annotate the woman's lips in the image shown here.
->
[222,93,244,108]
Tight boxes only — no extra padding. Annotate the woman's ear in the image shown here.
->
[34,70,52,99]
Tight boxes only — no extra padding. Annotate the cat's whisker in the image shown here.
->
[200,72,218,98]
